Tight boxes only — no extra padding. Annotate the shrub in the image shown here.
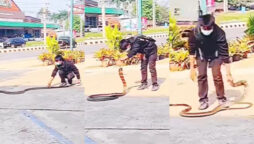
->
[46,36,60,54]
[246,15,254,37]
[105,25,123,50]
[168,12,182,49]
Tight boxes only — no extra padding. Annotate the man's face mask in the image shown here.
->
[55,60,63,66]
[201,25,214,36]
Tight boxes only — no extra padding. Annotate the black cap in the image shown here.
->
[119,39,130,52]
[198,14,215,27]
[55,55,64,61]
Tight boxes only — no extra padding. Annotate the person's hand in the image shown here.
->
[48,81,52,88]
[76,79,81,86]
[190,68,197,82]
[48,77,54,88]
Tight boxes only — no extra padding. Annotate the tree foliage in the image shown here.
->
[132,0,169,24]
[66,15,84,33]
[50,10,68,23]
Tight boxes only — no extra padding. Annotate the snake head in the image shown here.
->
[240,80,248,87]
[231,80,248,87]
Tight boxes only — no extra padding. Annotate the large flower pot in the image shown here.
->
[232,54,242,62]
[242,52,248,59]
[158,55,165,60]
[101,60,109,67]
[116,60,125,66]
[77,58,85,63]
[43,60,54,66]
[169,62,182,72]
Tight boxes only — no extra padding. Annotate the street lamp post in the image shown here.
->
[137,0,142,35]
[102,0,106,38]
[224,0,228,13]
[199,0,207,15]
[43,0,48,46]
[153,0,156,28]
[70,0,74,51]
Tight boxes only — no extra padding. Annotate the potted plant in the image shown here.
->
[239,39,251,59]
[157,47,166,60]
[229,41,242,62]
[94,48,114,67]
[169,49,189,72]
[38,53,55,66]
[113,50,127,66]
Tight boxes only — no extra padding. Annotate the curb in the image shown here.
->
[219,22,247,29]
[0,46,46,54]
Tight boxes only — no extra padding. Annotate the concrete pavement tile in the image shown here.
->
[85,130,170,144]
[169,117,254,144]
[0,110,58,144]
[30,110,84,144]
[0,86,85,111]
[84,97,170,129]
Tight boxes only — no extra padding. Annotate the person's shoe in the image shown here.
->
[59,82,67,87]
[199,101,209,110]
[137,83,148,90]
[218,99,229,107]
[151,84,159,91]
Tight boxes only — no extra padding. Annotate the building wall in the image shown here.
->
[24,16,41,23]
[0,0,25,22]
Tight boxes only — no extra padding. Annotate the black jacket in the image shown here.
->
[188,24,230,63]
[127,35,157,58]
[51,61,80,79]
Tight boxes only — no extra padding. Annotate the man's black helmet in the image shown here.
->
[119,39,130,52]
[198,14,215,27]
[55,55,64,61]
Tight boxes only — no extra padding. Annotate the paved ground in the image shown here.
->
[84,58,170,144]
[0,60,85,144]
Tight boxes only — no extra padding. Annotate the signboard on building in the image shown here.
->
[0,0,11,8]
[169,0,199,22]
[207,0,215,13]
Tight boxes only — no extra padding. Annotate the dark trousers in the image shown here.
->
[59,70,75,84]
[141,53,158,85]
[197,58,226,102]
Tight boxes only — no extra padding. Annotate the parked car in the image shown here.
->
[2,37,26,48]
[89,25,103,33]
[58,36,77,49]
[84,26,90,32]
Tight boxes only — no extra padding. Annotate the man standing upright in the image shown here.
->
[188,14,233,110]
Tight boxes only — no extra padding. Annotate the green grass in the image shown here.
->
[216,11,254,24]
[26,41,44,47]
[143,27,168,35]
